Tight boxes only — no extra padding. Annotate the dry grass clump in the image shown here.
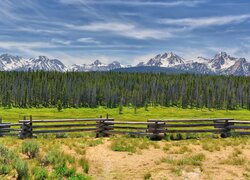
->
[110,136,159,153]
[161,153,205,166]
[220,148,247,166]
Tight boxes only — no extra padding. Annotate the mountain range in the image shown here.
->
[0,52,250,76]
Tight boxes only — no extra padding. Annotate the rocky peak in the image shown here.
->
[92,60,103,66]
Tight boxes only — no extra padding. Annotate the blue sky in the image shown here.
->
[0,0,250,65]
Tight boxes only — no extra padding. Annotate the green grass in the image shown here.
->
[0,106,249,123]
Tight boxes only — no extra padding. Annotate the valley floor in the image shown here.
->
[1,135,250,179]
[0,107,250,179]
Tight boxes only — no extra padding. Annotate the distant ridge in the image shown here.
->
[0,52,249,76]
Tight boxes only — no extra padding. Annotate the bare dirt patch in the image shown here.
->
[85,138,250,180]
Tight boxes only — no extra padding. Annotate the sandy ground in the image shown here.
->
[83,139,250,180]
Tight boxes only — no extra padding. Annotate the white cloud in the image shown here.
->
[16,27,66,34]
[0,41,57,50]
[159,14,250,28]
[59,0,206,7]
[77,37,100,44]
[66,22,134,32]
[51,39,71,45]
[64,22,173,40]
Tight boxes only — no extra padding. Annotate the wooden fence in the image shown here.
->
[0,116,250,140]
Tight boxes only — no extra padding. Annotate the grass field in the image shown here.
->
[0,107,250,179]
[0,106,250,123]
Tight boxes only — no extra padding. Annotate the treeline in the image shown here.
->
[0,71,249,110]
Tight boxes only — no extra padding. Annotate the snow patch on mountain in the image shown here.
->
[141,52,185,67]
[69,60,125,72]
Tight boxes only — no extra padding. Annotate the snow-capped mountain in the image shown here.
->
[209,52,237,70]
[137,52,185,67]
[70,60,124,72]
[26,56,66,72]
[0,52,249,76]
[136,52,250,76]
[0,54,66,72]
[0,54,27,71]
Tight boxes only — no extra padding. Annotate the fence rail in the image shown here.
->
[0,116,250,140]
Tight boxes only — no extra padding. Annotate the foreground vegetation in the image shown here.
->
[0,134,250,179]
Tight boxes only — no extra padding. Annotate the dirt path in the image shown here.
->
[86,140,167,179]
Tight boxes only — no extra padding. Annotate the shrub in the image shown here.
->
[68,173,91,180]
[21,140,39,159]
[15,159,28,179]
[57,100,63,112]
[0,145,18,176]
[53,165,76,178]
[33,167,48,180]
[55,133,68,138]
[0,144,16,163]
[43,149,66,167]
[170,133,187,140]
[170,133,181,140]
[0,164,11,175]
[164,134,171,141]
[79,158,89,173]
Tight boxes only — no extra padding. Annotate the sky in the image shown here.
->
[0,0,250,65]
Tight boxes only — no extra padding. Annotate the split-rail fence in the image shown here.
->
[0,115,250,140]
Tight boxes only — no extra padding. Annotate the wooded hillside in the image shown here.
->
[0,71,249,110]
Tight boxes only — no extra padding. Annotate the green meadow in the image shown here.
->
[0,107,249,123]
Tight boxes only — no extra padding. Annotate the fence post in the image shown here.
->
[221,119,234,138]
[19,115,33,139]
[96,114,113,138]
[148,121,164,141]
[96,115,103,138]
[29,115,33,138]
[103,114,113,137]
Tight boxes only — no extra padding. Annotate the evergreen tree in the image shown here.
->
[57,100,63,112]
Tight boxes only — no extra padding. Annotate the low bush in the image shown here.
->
[43,149,66,167]
[21,140,39,159]
[33,167,48,180]
[0,144,16,163]
[55,133,68,138]
[15,159,28,179]
[79,158,89,174]
[0,145,18,176]
[0,164,11,175]
[68,173,91,180]
[53,165,76,178]
[170,133,187,140]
